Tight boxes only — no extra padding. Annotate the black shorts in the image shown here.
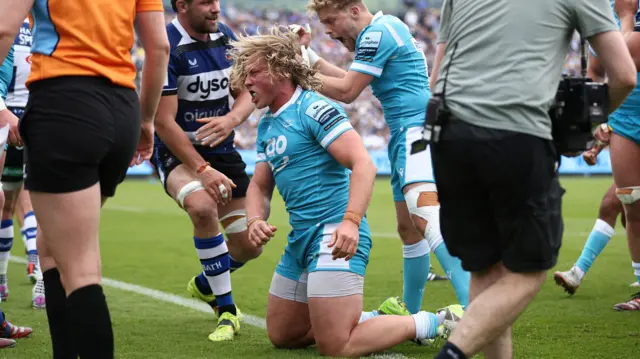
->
[431,119,565,273]
[152,146,250,198]
[19,76,140,197]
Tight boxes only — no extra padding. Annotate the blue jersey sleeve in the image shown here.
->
[0,46,15,100]
[350,24,398,78]
[302,97,352,148]
[162,52,179,96]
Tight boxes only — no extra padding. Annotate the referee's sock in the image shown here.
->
[43,268,78,358]
[435,341,468,359]
[67,284,114,359]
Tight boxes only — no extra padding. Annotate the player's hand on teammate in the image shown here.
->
[289,24,311,48]
[328,220,359,261]
[247,219,277,247]
[197,166,236,205]
[0,109,22,146]
[131,122,154,167]
[195,114,239,148]
[615,0,639,19]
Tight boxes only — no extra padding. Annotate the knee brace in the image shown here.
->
[176,181,205,208]
[616,186,640,205]
[405,183,443,251]
[220,210,247,234]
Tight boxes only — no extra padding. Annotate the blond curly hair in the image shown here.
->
[306,0,362,13]
[228,26,323,92]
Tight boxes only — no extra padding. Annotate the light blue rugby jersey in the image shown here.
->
[589,1,640,118]
[256,88,353,232]
[349,11,431,133]
[0,46,14,101]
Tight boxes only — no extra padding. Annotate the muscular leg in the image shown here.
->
[307,272,440,358]
[610,134,640,307]
[32,184,109,358]
[218,197,262,269]
[443,263,546,358]
[266,272,315,349]
[402,182,470,308]
[395,201,431,314]
[555,183,622,294]
[188,197,262,312]
[165,164,238,340]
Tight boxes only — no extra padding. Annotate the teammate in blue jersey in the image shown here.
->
[554,0,640,310]
[301,0,469,316]
[0,18,45,310]
[152,0,260,341]
[0,44,33,349]
[231,26,460,357]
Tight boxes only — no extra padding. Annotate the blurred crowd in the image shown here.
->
[132,4,585,150]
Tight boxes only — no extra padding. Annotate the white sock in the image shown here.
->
[0,222,13,275]
[573,265,585,281]
[358,310,379,324]
[412,311,437,340]
[436,310,447,325]
[23,212,38,254]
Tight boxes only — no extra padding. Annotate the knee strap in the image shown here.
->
[220,209,247,234]
[405,183,443,251]
[176,181,205,208]
[616,186,640,205]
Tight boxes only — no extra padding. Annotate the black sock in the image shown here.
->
[435,341,468,359]
[217,304,237,316]
[67,284,114,359]
[43,268,78,359]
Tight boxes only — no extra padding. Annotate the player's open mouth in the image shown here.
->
[250,91,257,103]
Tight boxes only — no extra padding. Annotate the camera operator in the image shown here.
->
[426,0,637,358]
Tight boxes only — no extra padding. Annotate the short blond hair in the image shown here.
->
[306,0,361,13]
[228,26,322,92]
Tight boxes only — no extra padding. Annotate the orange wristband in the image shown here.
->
[343,211,362,226]
[196,162,211,174]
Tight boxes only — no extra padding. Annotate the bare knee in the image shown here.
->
[317,342,350,358]
[268,328,308,349]
[184,196,218,229]
[599,191,623,223]
[397,220,421,245]
[226,233,263,262]
[234,243,262,262]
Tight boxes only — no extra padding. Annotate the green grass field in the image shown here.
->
[1,177,639,358]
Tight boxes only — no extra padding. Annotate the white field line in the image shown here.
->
[8,255,411,359]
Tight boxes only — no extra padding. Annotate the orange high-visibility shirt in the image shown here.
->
[28,0,164,90]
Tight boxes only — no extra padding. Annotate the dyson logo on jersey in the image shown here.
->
[186,74,229,99]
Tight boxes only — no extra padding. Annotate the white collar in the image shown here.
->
[371,11,384,25]
[270,86,303,117]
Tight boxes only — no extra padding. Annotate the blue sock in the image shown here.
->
[194,234,234,311]
[195,273,213,295]
[434,242,470,308]
[575,219,614,274]
[0,219,14,276]
[0,308,4,323]
[403,240,431,314]
[230,256,245,273]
